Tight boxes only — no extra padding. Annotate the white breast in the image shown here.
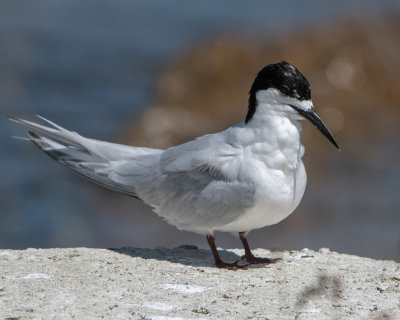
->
[217,159,306,232]
[216,111,307,233]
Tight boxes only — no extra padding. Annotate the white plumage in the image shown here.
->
[10,62,338,268]
[9,89,306,233]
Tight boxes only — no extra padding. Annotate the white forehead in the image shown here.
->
[256,88,313,110]
[295,99,313,111]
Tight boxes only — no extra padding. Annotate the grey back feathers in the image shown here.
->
[10,116,255,230]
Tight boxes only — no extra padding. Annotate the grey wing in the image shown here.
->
[9,116,164,198]
[25,131,161,198]
[153,165,255,232]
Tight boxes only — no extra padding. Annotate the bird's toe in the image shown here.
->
[241,255,281,265]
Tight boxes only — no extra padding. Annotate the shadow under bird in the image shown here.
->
[10,61,339,269]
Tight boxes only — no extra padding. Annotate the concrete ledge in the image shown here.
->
[0,247,399,319]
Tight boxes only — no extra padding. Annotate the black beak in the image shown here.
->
[290,105,340,150]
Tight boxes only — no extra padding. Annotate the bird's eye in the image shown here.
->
[279,85,291,95]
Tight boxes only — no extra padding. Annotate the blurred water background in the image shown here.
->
[1,1,399,261]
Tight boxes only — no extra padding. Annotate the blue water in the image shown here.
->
[1,1,400,259]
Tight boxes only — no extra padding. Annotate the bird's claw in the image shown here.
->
[215,259,249,270]
[241,255,281,265]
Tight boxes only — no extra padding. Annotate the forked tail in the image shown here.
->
[9,116,161,197]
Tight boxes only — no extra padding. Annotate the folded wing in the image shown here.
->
[10,116,255,232]
[150,133,256,232]
[9,116,162,198]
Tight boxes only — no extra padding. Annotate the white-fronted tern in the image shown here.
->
[10,61,339,269]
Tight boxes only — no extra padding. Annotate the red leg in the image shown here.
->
[206,235,247,270]
[239,232,281,264]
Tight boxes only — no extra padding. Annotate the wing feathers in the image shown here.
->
[10,115,256,233]
[11,116,164,198]
[10,116,84,149]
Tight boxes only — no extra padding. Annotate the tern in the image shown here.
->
[10,61,339,269]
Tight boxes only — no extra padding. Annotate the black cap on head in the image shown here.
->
[246,61,311,123]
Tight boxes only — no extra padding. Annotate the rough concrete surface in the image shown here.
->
[0,246,399,319]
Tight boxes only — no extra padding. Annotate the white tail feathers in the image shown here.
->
[9,115,162,197]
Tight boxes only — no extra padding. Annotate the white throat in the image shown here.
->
[243,89,306,170]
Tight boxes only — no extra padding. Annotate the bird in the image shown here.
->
[9,61,339,269]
